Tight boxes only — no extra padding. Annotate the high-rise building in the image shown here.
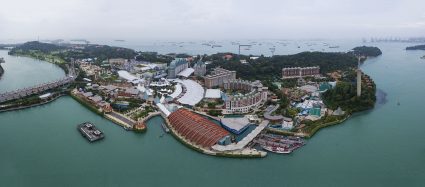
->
[222,79,268,114]
[282,66,320,79]
[204,67,236,88]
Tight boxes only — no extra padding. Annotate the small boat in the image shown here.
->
[397,101,400,106]
[161,123,170,133]
[421,55,425,59]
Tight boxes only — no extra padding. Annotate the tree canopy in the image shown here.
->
[352,46,382,57]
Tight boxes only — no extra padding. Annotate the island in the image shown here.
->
[406,44,425,50]
[0,41,377,158]
[352,46,382,57]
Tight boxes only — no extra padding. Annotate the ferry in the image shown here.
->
[77,122,104,142]
[261,145,291,154]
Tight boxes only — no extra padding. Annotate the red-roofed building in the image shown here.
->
[168,109,229,148]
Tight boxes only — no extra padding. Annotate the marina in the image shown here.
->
[254,134,305,154]
[77,122,105,142]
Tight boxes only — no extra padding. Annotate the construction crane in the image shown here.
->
[238,44,252,56]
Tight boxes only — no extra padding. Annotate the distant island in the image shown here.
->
[406,44,425,50]
[352,46,382,57]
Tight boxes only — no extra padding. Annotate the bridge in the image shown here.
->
[0,76,76,103]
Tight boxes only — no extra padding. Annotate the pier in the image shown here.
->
[77,122,104,142]
[0,76,75,103]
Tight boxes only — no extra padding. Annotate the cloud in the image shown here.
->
[0,0,424,41]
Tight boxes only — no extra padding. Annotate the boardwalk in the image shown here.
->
[0,76,75,103]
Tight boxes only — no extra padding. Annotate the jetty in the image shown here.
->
[77,122,104,142]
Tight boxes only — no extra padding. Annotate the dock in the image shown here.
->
[77,122,104,142]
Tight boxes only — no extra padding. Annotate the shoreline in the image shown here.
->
[0,93,66,113]
[69,91,136,131]
[161,116,266,158]
[267,114,354,139]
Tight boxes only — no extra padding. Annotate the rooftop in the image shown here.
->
[220,117,251,134]
[177,68,194,77]
[204,89,221,99]
[175,79,204,106]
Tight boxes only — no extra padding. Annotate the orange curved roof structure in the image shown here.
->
[168,109,229,148]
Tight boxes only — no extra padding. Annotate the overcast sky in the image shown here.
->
[0,0,424,41]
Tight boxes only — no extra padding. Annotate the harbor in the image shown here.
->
[77,122,104,142]
[254,134,306,154]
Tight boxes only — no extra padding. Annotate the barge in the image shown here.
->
[77,122,104,142]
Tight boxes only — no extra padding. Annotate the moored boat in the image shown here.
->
[261,145,291,154]
[161,123,170,133]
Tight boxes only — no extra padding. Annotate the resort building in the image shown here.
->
[282,66,320,79]
[204,67,236,88]
[167,58,189,79]
[193,60,206,77]
[109,58,127,69]
[168,109,230,148]
[222,80,268,114]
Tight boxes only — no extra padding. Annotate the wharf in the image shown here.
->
[77,122,104,142]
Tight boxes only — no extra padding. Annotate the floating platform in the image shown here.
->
[77,122,104,142]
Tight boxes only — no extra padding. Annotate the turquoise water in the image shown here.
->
[1,42,425,186]
[0,50,65,92]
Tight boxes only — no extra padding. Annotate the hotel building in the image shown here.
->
[282,66,320,79]
[204,67,236,88]
[222,79,268,114]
